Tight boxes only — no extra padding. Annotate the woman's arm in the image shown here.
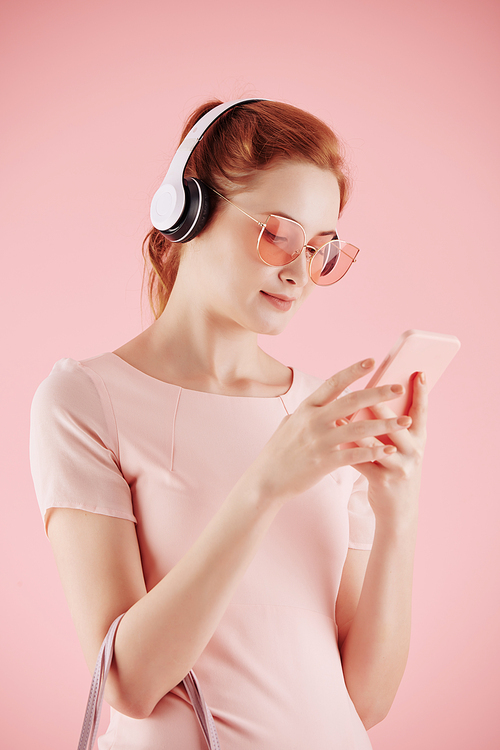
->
[335,371,427,728]
[47,359,412,720]
[48,476,282,720]
[336,526,417,729]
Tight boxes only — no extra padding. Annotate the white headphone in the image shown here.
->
[150,98,267,242]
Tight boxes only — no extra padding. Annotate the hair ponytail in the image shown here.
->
[141,227,181,319]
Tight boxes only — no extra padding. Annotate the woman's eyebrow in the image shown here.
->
[266,210,336,236]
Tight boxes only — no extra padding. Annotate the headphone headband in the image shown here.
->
[150,98,267,235]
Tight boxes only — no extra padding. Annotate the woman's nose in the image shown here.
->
[279,248,310,286]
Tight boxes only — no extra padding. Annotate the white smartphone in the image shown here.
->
[349,329,461,421]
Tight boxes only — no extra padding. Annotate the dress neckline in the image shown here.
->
[105,352,295,400]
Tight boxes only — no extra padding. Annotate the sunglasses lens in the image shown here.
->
[258,216,305,266]
[258,215,359,286]
[309,241,359,286]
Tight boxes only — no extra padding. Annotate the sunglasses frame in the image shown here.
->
[207,186,359,286]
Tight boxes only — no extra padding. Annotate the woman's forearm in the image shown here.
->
[339,512,418,729]
[108,472,282,719]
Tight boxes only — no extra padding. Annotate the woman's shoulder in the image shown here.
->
[31,351,183,431]
[31,354,126,435]
[33,354,108,401]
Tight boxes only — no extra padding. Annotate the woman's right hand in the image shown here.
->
[245,358,410,505]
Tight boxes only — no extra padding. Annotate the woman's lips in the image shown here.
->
[260,291,296,311]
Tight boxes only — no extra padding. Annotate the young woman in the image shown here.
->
[30,98,427,749]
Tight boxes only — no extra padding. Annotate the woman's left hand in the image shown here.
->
[347,371,428,527]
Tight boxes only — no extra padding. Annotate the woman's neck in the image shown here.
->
[114,299,291,397]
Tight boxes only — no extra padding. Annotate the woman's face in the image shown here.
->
[178,160,342,336]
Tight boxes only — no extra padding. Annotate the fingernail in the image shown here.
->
[391,384,404,394]
[397,416,412,427]
[336,418,349,426]
[420,371,426,384]
[384,445,397,454]
[361,358,375,369]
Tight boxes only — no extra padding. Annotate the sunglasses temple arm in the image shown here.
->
[208,186,265,228]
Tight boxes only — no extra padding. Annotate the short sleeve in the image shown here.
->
[30,358,136,534]
[348,471,375,550]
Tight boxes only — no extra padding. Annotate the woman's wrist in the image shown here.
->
[368,472,421,531]
[372,504,419,545]
[230,464,289,517]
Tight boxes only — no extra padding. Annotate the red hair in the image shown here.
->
[143,99,351,318]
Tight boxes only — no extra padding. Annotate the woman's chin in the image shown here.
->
[253,316,293,337]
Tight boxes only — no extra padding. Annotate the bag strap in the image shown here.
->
[78,614,124,750]
[184,671,221,750]
[77,614,221,750]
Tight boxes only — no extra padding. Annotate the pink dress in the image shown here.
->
[30,354,375,749]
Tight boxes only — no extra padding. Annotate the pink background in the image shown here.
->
[1,0,499,747]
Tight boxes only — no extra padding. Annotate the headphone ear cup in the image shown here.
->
[163,178,211,243]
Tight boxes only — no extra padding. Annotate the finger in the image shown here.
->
[333,423,382,452]
[353,435,384,449]
[408,371,428,434]
[333,415,412,444]
[352,403,414,451]
[331,383,405,421]
[337,443,397,467]
[371,374,427,438]
[307,358,375,407]
[338,432,390,463]
[366,401,397,419]
[340,427,409,456]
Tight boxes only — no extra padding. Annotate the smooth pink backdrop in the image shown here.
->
[1,0,499,748]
